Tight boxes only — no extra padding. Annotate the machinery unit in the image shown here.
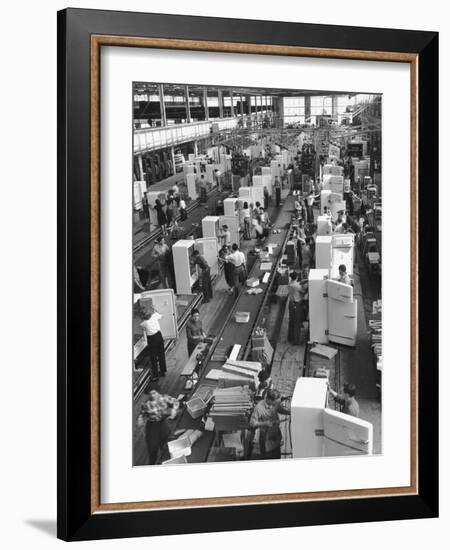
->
[172,240,198,294]
[315,235,332,269]
[202,216,220,240]
[261,166,271,177]
[291,377,373,459]
[138,289,179,340]
[195,237,219,276]
[330,234,355,279]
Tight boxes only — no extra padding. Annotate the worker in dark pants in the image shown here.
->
[287,272,303,345]
[274,177,281,208]
[199,174,208,204]
[137,390,180,465]
[140,304,167,382]
[192,249,213,302]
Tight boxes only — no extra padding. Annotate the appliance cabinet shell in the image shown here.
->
[223,198,240,218]
[202,216,220,240]
[291,378,328,458]
[315,236,332,269]
[186,173,198,200]
[172,240,198,295]
[138,289,178,340]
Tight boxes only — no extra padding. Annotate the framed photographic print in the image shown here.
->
[57,8,439,541]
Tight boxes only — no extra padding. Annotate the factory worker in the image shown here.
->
[335,264,351,285]
[225,243,247,298]
[140,302,167,382]
[287,272,303,345]
[152,236,172,289]
[249,389,290,460]
[192,249,213,302]
[219,224,231,247]
[328,382,360,418]
[137,389,180,465]
[186,308,206,357]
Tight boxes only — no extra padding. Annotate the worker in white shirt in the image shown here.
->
[226,243,247,298]
[335,264,351,285]
[140,302,167,382]
[306,190,320,223]
[219,224,231,247]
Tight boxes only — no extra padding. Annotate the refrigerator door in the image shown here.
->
[328,297,357,346]
[327,279,353,303]
[323,408,373,456]
[139,289,178,340]
[308,269,329,344]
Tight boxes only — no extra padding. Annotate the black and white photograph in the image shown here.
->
[132,83,382,466]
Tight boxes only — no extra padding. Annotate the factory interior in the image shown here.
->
[132,83,382,466]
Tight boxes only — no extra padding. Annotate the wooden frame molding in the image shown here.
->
[90,35,419,514]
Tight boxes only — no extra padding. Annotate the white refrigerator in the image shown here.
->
[202,216,220,240]
[308,271,358,347]
[315,236,332,269]
[138,289,178,340]
[331,234,355,279]
[172,240,198,295]
[291,377,373,458]
[327,279,358,347]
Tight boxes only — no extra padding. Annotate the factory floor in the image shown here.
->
[134,198,382,465]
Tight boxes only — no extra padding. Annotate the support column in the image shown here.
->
[332,96,338,121]
[170,146,176,176]
[158,84,167,127]
[230,90,234,117]
[185,85,191,123]
[137,154,144,180]
[194,141,199,156]
[240,94,244,117]
[304,95,311,123]
[203,87,209,121]
[218,89,224,118]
